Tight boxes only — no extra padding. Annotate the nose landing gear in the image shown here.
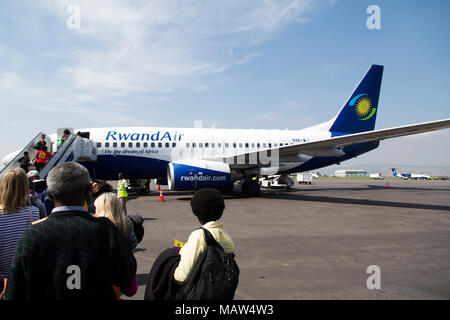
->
[241,178,261,196]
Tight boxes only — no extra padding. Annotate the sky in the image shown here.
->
[0,0,449,170]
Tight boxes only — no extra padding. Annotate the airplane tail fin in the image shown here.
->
[392,168,398,176]
[329,64,383,135]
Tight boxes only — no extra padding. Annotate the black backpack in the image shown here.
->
[175,227,239,300]
[127,214,145,243]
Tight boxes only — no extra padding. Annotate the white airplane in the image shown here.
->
[392,168,431,180]
[411,173,431,180]
[2,65,450,195]
[392,168,411,180]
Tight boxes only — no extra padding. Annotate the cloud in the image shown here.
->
[33,0,319,99]
[0,0,336,161]
[0,72,22,89]
[0,46,27,71]
[27,104,145,127]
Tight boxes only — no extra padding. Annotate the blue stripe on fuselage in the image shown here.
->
[84,155,169,180]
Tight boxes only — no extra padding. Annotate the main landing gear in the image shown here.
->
[241,177,261,196]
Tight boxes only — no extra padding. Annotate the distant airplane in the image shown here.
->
[392,168,431,180]
[411,173,431,180]
[392,168,411,180]
[2,65,449,195]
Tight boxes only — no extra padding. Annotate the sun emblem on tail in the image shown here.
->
[350,94,377,120]
[355,97,372,117]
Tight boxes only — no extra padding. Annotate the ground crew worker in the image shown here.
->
[117,172,129,215]
[144,179,150,193]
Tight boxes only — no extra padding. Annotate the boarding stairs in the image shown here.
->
[0,129,97,180]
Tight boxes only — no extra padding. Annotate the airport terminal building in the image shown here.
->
[334,169,367,177]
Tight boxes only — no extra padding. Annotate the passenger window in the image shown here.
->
[263,143,266,148]
[121,142,125,148]
[199,143,203,148]
[205,143,209,148]
[186,143,190,148]
[233,143,236,148]
[251,143,255,148]
[165,142,170,148]
[129,142,133,148]
[172,142,176,148]
[136,142,141,148]
[239,143,242,148]
[192,143,196,148]
[218,143,222,148]
[96,142,102,148]
[113,142,117,148]
[268,143,272,148]
[245,143,249,148]
[225,143,229,148]
[143,142,148,148]
[151,142,155,148]
[257,143,260,148]
[280,143,283,146]
[211,143,215,148]
[158,142,162,148]
[274,143,278,147]
[105,142,109,148]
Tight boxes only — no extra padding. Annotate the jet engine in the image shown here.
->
[167,160,232,190]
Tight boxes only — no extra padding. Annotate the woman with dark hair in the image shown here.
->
[173,188,235,285]
[87,179,113,213]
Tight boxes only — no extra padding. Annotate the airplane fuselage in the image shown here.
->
[70,126,379,180]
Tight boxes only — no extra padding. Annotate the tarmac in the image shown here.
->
[122,179,450,300]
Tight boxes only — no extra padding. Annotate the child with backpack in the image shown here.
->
[173,188,238,300]
[145,188,238,300]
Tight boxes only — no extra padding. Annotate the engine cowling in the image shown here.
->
[167,160,231,191]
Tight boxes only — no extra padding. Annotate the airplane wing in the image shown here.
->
[280,118,450,155]
[218,118,450,166]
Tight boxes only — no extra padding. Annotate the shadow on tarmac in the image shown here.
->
[261,193,450,211]
[276,184,450,193]
[169,186,450,211]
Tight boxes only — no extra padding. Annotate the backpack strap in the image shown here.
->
[199,227,225,252]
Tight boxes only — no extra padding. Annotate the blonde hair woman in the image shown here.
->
[94,193,137,250]
[0,168,39,296]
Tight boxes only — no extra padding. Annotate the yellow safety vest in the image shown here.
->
[118,179,128,198]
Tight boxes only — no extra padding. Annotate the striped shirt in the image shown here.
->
[0,206,40,279]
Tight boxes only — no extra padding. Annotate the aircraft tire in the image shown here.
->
[242,181,260,196]
[223,182,234,193]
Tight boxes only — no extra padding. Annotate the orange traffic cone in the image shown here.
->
[385,181,390,189]
[157,185,160,191]
[158,189,165,202]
